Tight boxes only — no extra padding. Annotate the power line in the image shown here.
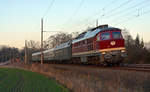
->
[72,0,85,17]
[102,0,134,17]
[103,0,119,9]
[69,0,133,30]
[31,0,56,33]
[61,0,85,31]
[40,0,56,65]
[86,0,133,20]
[110,1,150,25]
[102,1,149,24]
[110,8,145,24]
[103,0,149,20]
[64,0,85,24]
[43,0,55,18]
[61,0,150,33]
[82,0,119,21]
[143,9,150,14]
[89,0,149,27]
[114,9,150,26]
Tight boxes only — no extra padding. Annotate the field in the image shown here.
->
[0,68,69,92]
[28,63,150,92]
[2,63,150,92]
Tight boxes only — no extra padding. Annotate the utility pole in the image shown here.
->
[12,48,14,63]
[41,18,44,65]
[25,40,27,64]
[9,48,12,63]
[96,19,99,27]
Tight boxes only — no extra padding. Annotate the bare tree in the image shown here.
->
[26,40,40,50]
[71,32,80,39]
[122,28,131,40]
[24,40,41,62]
[47,32,73,48]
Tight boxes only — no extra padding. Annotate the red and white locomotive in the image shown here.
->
[32,24,127,66]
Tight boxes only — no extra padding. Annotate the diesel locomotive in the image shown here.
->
[32,24,127,66]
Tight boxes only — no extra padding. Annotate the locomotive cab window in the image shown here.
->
[112,32,122,39]
[100,32,111,40]
[96,34,100,41]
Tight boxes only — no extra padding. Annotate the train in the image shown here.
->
[32,24,127,66]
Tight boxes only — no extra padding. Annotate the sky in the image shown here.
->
[0,0,150,49]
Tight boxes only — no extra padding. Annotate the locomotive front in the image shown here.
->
[95,27,127,65]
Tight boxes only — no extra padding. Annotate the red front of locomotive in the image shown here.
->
[71,25,127,65]
[94,28,127,64]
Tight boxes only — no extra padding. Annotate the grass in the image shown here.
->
[0,68,69,92]
[30,64,150,92]
[8,63,150,92]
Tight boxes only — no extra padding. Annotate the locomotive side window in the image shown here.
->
[96,34,100,41]
[112,32,122,39]
[101,32,111,40]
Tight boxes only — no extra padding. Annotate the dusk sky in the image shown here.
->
[0,0,150,48]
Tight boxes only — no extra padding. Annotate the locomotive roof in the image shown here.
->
[32,41,71,55]
[53,41,71,51]
[32,52,41,56]
[43,48,54,53]
[72,27,120,44]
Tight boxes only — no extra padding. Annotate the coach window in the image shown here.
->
[97,34,100,41]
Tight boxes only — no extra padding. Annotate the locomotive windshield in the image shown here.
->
[101,32,111,40]
[112,32,122,39]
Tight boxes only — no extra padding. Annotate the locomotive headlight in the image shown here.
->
[121,50,125,52]
[102,52,106,54]
[110,41,116,46]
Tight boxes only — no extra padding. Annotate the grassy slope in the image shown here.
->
[0,68,69,92]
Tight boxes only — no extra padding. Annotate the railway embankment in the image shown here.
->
[3,62,150,92]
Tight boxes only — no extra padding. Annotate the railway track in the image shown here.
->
[19,61,150,72]
[38,62,150,72]
[125,64,150,72]
[110,66,150,72]
[87,64,150,72]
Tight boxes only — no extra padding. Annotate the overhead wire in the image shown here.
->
[103,0,119,9]
[103,0,134,16]
[67,0,120,31]
[72,0,85,17]
[109,1,150,24]
[42,0,55,18]
[111,0,150,25]
[78,0,119,24]
[103,0,149,20]
[41,0,150,34]
[114,9,150,26]
[69,0,150,32]
[63,0,85,25]
[71,0,134,30]
[85,0,133,21]
[42,0,56,43]
[60,0,85,31]
[32,0,56,33]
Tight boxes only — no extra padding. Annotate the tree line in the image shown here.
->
[0,46,20,62]
[122,29,150,64]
